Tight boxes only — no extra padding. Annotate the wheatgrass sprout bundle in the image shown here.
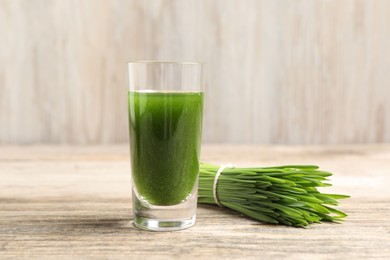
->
[198,163,349,227]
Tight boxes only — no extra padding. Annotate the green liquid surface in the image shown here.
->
[128,91,203,206]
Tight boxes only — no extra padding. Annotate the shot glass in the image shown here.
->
[127,61,204,231]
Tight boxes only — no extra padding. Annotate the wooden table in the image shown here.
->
[1,145,389,259]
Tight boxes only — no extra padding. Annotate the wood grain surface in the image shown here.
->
[0,145,389,259]
[1,0,390,144]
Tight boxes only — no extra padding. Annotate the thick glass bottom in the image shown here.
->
[133,215,196,231]
[132,181,198,231]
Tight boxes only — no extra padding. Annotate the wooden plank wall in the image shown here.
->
[0,0,389,144]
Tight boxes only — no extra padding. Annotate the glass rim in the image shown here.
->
[127,60,204,65]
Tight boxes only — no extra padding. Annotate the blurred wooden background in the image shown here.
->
[0,0,389,144]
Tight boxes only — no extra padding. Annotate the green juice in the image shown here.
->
[128,91,203,206]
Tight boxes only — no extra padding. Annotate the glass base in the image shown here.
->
[133,215,196,231]
[132,183,198,231]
